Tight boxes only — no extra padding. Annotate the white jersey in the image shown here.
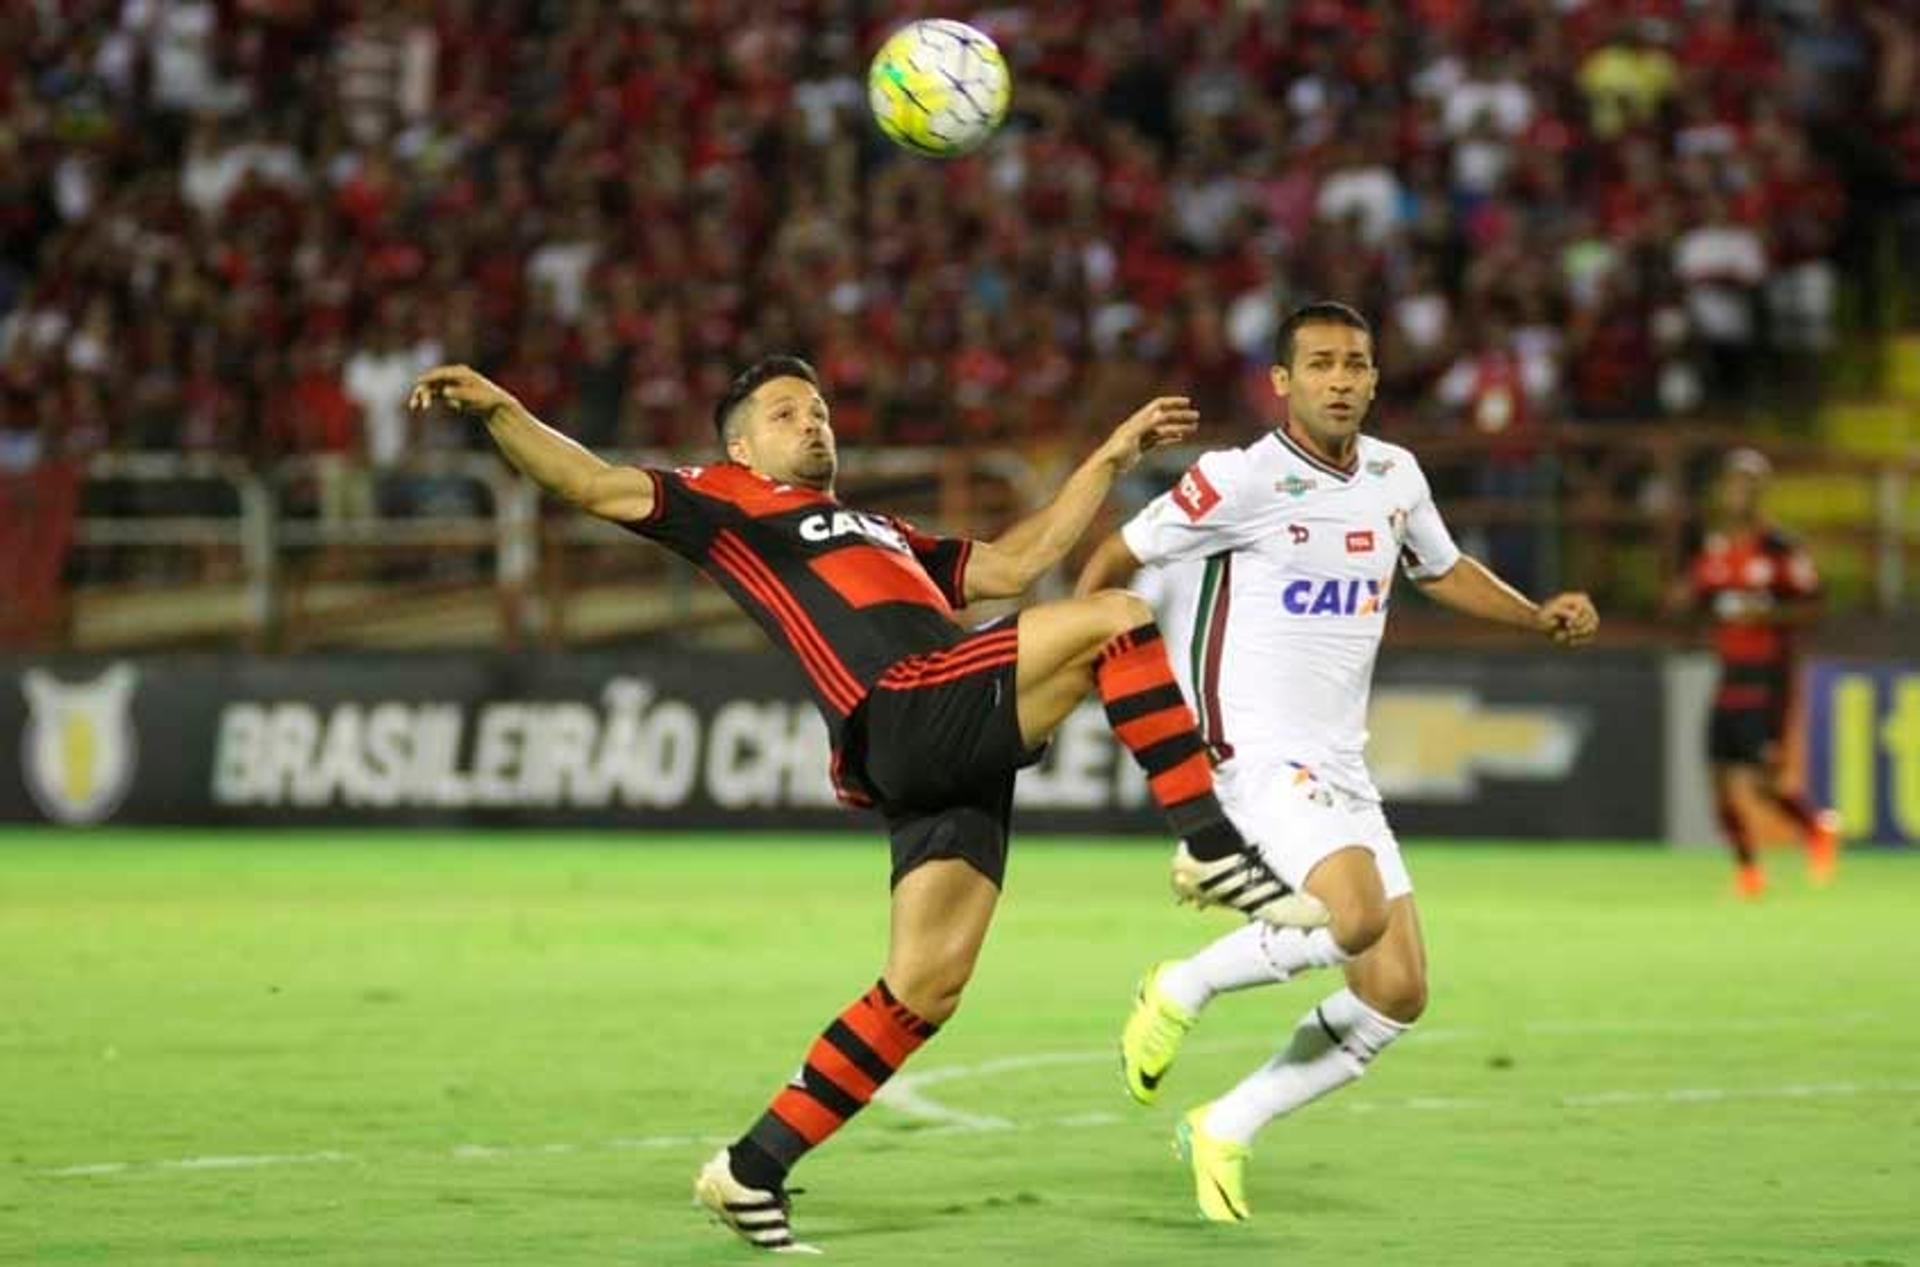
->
[1122,428,1461,802]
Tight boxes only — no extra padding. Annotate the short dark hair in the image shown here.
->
[1274,301,1372,367]
[712,355,821,446]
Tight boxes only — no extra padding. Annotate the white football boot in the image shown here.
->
[693,1149,822,1255]
[1170,843,1330,929]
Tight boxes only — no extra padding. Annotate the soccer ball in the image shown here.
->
[868,19,1011,158]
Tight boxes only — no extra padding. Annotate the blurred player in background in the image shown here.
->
[411,356,1320,1254]
[1076,302,1599,1223]
[1676,448,1838,899]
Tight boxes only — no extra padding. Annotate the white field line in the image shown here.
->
[43,1149,355,1177]
[872,1010,1890,1124]
[31,1013,1902,1181]
[36,1080,1920,1180]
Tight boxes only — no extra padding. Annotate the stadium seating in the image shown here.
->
[1,3,1914,646]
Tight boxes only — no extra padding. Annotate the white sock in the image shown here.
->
[1202,987,1410,1145]
[1157,923,1350,1015]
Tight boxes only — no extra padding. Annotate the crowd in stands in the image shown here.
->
[2,0,1917,497]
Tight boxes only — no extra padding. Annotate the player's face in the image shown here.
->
[733,377,837,490]
[1271,324,1377,448]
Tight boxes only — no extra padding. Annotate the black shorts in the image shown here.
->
[1708,705,1786,766]
[840,620,1039,889]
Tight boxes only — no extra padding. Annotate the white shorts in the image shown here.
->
[1217,758,1413,900]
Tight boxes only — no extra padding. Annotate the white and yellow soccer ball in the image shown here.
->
[868,19,1011,158]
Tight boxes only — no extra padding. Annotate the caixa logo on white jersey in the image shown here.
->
[20,664,140,824]
[797,511,907,552]
[1281,577,1388,617]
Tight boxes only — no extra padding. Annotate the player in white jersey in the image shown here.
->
[1076,302,1599,1222]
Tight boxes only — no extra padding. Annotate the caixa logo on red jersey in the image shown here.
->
[1281,577,1388,616]
[797,511,907,552]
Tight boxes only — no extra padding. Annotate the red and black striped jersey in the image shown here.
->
[624,462,975,742]
[1689,523,1819,706]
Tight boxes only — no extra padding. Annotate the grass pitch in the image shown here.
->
[2,832,1916,1266]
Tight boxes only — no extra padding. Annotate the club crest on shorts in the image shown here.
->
[21,663,140,825]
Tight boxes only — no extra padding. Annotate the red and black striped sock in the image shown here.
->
[1095,622,1243,862]
[1716,794,1757,867]
[730,979,938,1190]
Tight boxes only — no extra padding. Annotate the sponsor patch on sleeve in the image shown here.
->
[1172,465,1222,521]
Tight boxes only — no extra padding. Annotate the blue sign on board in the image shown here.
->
[1805,660,1920,847]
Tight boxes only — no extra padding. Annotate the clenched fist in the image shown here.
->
[1537,592,1599,646]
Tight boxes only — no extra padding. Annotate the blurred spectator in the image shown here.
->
[343,313,427,509]
[1317,137,1403,249]
[1674,196,1768,405]
[1578,20,1679,139]
[1437,317,1546,593]
[527,205,602,326]
[1444,51,1533,139]
[570,308,631,451]
[1681,0,1781,103]
[1758,132,1845,355]
[140,0,250,116]
[1567,272,1657,421]
[1437,318,1545,451]
[275,340,368,532]
[0,345,44,473]
[815,314,879,444]
[1169,150,1246,257]
[126,320,184,451]
[950,307,1014,440]
[335,6,438,146]
[178,329,240,456]
[1779,0,1872,124]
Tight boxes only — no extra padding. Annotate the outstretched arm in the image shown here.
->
[410,364,655,522]
[1073,531,1144,596]
[963,396,1196,601]
[1417,556,1599,646]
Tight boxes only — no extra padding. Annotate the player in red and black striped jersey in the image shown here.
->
[1679,448,1839,899]
[411,355,1326,1253]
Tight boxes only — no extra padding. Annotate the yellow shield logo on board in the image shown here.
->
[21,664,140,825]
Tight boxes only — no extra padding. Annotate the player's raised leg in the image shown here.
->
[1011,589,1325,929]
[698,857,997,1252]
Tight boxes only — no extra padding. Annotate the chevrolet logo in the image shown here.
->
[1367,689,1586,799]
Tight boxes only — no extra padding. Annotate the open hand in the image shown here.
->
[1101,396,1201,473]
[409,364,519,420]
[1537,592,1599,646]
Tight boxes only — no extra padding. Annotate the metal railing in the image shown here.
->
[59,447,1047,650]
[44,428,1919,651]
